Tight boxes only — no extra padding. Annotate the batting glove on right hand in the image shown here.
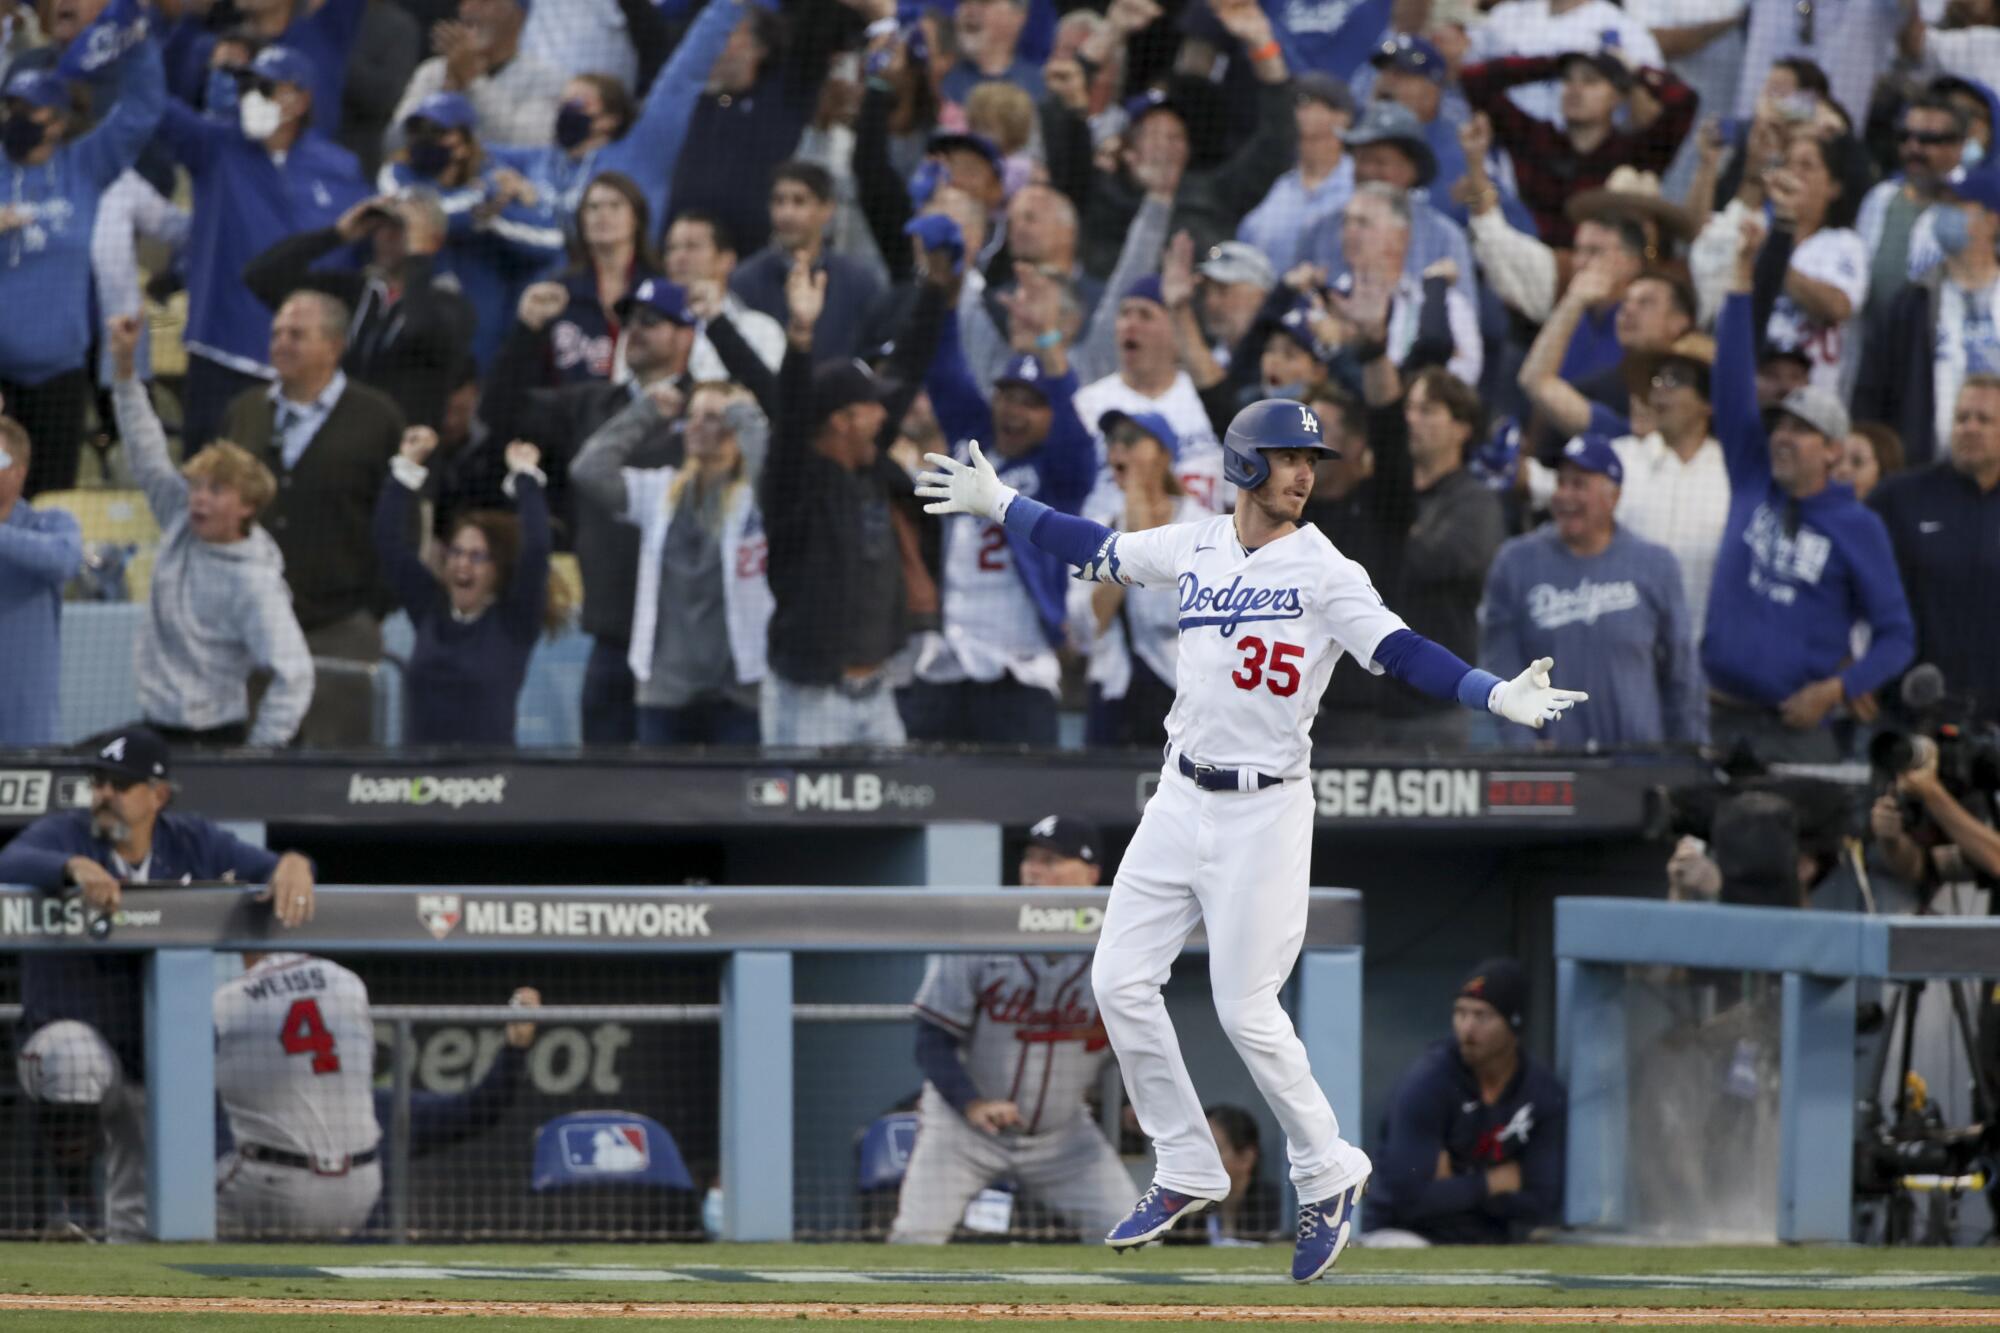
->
[1489,656,1587,729]
[916,441,1017,522]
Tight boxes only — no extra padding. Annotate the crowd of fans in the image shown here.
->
[2,0,1999,755]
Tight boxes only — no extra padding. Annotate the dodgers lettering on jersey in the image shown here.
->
[913,953,1109,1135]
[1079,514,1408,778]
[214,954,379,1160]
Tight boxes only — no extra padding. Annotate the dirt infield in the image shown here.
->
[0,1296,1993,1325]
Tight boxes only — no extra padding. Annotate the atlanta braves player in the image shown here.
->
[888,816,1133,1243]
[916,398,1585,1281]
[213,953,381,1236]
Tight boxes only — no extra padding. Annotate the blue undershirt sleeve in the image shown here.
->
[1373,628,1503,712]
[1001,495,1120,572]
[915,1017,983,1114]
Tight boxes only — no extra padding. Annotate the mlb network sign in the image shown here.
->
[417,893,711,941]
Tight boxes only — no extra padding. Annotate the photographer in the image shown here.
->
[1870,737,2000,889]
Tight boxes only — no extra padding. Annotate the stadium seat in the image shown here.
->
[855,1112,920,1192]
[530,1112,694,1193]
[57,603,144,742]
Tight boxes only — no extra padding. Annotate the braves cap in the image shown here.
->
[1558,433,1624,485]
[615,277,695,325]
[1370,33,1447,85]
[406,90,475,132]
[1027,814,1100,866]
[1458,957,1525,1030]
[1199,241,1276,290]
[2,69,69,111]
[995,353,1051,399]
[1770,384,1850,442]
[86,726,171,785]
[1098,408,1181,459]
[811,358,886,425]
[248,44,317,91]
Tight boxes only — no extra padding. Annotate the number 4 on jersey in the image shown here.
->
[280,997,341,1074]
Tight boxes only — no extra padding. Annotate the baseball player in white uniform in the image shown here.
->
[917,398,1585,1281]
[889,816,1133,1243]
[213,952,381,1237]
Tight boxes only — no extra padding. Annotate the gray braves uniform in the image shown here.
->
[889,952,1134,1242]
[213,953,381,1236]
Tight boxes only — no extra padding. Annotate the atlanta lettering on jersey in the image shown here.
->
[1177,572,1306,635]
[977,977,1110,1049]
[239,964,331,1002]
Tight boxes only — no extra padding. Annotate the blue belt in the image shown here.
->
[1172,748,1285,793]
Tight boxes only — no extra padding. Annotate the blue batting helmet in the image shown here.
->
[1222,398,1340,490]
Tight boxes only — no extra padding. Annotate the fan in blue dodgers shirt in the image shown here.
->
[0,0,163,496]
[1477,433,1704,750]
[0,726,316,1242]
[1365,959,1566,1245]
[156,43,370,452]
[380,92,565,371]
[1705,220,1916,764]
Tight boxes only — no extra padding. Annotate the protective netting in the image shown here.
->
[4,0,1970,758]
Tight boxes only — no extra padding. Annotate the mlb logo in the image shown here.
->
[745,775,792,809]
[416,893,462,940]
[562,1122,651,1174]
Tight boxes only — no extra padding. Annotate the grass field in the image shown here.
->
[0,1242,1996,1330]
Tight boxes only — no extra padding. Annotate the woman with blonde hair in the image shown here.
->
[105,316,314,748]
[375,426,570,745]
[570,380,773,745]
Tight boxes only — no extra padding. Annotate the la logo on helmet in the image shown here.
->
[1299,406,1318,434]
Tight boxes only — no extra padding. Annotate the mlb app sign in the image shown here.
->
[562,1122,651,1174]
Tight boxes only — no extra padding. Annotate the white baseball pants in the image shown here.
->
[888,1087,1134,1243]
[216,1154,382,1238]
[1091,766,1370,1205]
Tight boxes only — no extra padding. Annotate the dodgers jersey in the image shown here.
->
[1073,371,1229,515]
[913,952,1110,1135]
[214,954,379,1160]
[919,449,1059,692]
[1081,513,1409,779]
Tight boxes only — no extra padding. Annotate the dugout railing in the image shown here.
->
[1557,899,2000,1243]
[0,884,1363,1242]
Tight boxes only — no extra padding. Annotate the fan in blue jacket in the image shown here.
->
[159,0,364,140]
[1705,276,1915,763]
[155,43,370,451]
[0,0,163,494]
[905,217,1096,745]
[379,92,565,372]
[491,0,757,244]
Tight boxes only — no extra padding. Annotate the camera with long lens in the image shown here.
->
[1867,665,2000,854]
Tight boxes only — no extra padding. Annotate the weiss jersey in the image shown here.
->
[918,444,1059,692]
[214,954,379,1160]
[913,952,1109,1135]
[1080,513,1408,779]
[1073,371,1229,516]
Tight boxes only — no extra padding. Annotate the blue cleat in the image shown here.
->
[1291,1177,1366,1283]
[1103,1182,1219,1250]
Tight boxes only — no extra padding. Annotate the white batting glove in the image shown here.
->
[915,441,1017,521]
[1489,656,1588,729]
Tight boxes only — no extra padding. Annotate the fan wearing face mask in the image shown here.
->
[0,0,163,498]
[155,43,371,452]
[380,92,565,371]
[489,0,762,242]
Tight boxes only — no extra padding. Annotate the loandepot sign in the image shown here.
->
[347,774,508,809]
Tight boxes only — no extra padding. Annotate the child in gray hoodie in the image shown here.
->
[107,316,314,747]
